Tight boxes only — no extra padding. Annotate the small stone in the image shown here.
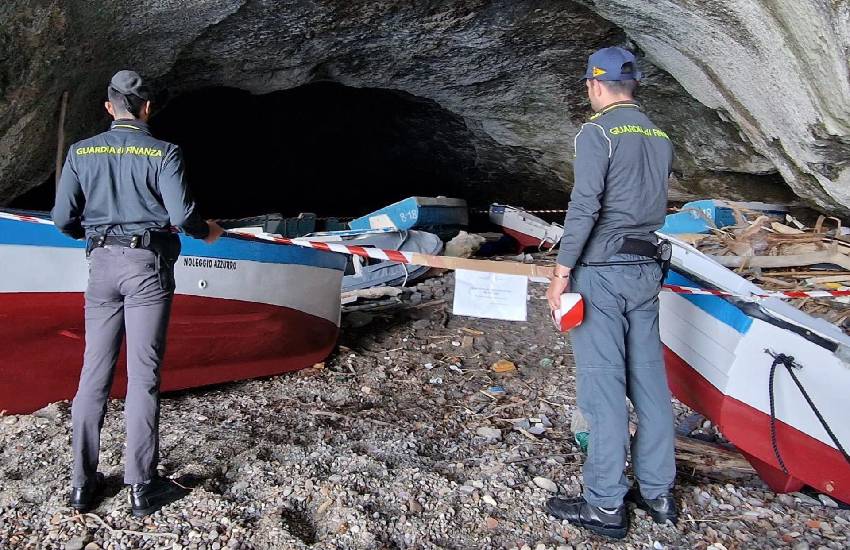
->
[778,494,796,507]
[407,498,422,514]
[793,542,810,550]
[482,494,497,507]
[476,427,502,441]
[806,519,821,529]
[818,494,839,508]
[533,476,558,493]
[485,516,499,529]
[792,492,821,506]
[65,537,87,550]
[653,542,665,550]
[84,544,101,550]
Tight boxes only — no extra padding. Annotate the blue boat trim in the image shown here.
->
[348,196,468,231]
[665,270,753,335]
[0,217,346,271]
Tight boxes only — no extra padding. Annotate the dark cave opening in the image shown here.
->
[11,82,485,220]
[151,82,486,219]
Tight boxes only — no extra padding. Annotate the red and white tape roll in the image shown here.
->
[552,293,584,332]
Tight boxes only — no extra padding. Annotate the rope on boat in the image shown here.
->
[765,349,850,475]
[5,211,850,299]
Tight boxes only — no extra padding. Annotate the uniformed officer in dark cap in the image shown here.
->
[544,47,677,539]
[52,70,225,516]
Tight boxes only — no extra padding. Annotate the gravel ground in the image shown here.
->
[1,272,848,549]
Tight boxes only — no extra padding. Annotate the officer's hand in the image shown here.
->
[547,276,569,311]
[204,221,225,244]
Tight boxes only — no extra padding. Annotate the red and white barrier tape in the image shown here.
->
[663,284,850,300]
[4,210,850,299]
[252,232,415,264]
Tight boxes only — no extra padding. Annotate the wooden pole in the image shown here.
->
[54,91,69,189]
[410,252,555,278]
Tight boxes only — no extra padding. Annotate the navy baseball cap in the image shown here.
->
[583,47,642,81]
[108,70,152,100]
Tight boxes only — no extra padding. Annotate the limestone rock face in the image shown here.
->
[583,0,850,214]
[0,1,836,211]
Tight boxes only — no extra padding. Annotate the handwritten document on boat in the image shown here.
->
[452,269,527,321]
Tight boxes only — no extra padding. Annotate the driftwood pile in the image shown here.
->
[680,205,850,332]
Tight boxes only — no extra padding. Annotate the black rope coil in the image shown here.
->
[766,350,850,476]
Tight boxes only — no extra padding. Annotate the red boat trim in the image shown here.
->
[664,346,850,504]
[1,292,339,414]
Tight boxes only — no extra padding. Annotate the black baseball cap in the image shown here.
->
[108,70,152,100]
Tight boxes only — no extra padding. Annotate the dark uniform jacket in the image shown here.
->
[557,102,673,268]
[52,119,209,240]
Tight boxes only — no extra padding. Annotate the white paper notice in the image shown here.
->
[452,269,528,321]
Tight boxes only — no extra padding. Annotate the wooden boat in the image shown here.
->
[488,204,564,252]
[298,228,443,291]
[0,210,347,414]
[348,196,468,240]
[660,233,850,503]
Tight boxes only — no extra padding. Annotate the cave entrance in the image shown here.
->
[12,82,487,221]
[149,82,480,220]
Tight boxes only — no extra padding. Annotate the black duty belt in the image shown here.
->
[618,238,660,259]
[95,235,147,249]
[86,231,180,258]
[579,237,672,278]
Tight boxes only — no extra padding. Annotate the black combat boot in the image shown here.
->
[626,487,678,525]
[128,476,189,517]
[69,472,104,512]
[546,496,629,539]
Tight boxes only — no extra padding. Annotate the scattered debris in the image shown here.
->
[491,359,517,373]
[684,205,850,333]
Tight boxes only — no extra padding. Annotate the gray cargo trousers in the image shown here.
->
[569,254,676,508]
[71,245,173,486]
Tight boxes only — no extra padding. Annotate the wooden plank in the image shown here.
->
[54,91,69,188]
[805,275,850,285]
[411,252,555,278]
[675,435,757,477]
[709,251,850,271]
[770,222,805,235]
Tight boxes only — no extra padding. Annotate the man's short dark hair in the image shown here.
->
[107,87,145,118]
[600,79,638,96]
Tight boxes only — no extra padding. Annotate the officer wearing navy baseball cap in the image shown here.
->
[545,47,677,538]
[53,70,225,516]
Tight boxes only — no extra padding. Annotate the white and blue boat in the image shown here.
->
[659,229,850,503]
[348,196,468,239]
[0,209,347,414]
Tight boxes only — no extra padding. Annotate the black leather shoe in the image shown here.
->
[546,496,629,539]
[70,472,104,512]
[627,487,678,525]
[128,476,189,517]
